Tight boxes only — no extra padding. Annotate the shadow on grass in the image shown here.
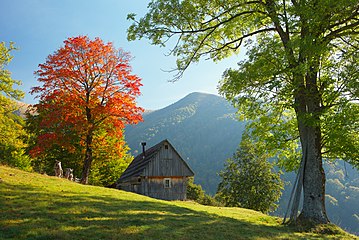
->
[0,181,308,240]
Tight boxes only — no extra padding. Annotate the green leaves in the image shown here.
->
[322,102,359,167]
[0,42,24,101]
[128,0,359,222]
[127,0,273,79]
[217,136,284,213]
[0,42,30,170]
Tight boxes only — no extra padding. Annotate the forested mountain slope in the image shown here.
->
[125,92,359,235]
[125,92,246,193]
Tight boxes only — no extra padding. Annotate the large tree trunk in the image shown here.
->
[297,123,329,224]
[294,70,329,224]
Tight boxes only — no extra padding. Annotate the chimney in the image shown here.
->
[141,142,146,158]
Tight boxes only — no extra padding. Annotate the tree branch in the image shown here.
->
[169,10,267,35]
[206,27,276,58]
[324,13,359,42]
[201,1,262,26]
[171,27,276,81]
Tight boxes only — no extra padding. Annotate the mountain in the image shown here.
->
[12,102,30,117]
[125,92,359,235]
[125,92,246,193]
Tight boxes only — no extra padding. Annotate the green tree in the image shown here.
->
[0,42,23,101]
[217,136,283,213]
[127,0,359,224]
[88,130,134,186]
[0,42,31,170]
[186,177,219,206]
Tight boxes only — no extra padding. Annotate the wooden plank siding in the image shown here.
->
[143,143,193,177]
[141,176,187,200]
[117,140,194,201]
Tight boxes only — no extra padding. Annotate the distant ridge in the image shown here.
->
[12,101,31,118]
[125,92,359,235]
[125,92,246,193]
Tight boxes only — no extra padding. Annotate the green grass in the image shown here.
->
[0,165,357,240]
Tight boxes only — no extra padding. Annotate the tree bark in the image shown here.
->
[294,70,329,224]
[81,103,94,184]
[80,132,93,184]
[297,123,328,224]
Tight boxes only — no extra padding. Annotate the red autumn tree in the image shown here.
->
[31,36,143,184]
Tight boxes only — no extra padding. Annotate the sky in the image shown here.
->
[1,0,244,110]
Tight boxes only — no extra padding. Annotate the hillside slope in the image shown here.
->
[0,165,356,240]
[125,92,246,193]
[125,92,359,235]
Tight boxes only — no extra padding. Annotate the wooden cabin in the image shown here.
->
[117,139,194,200]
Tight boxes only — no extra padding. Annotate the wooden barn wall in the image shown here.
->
[118,181,141,194]
[141,177,187,200]
[143,144,193,177]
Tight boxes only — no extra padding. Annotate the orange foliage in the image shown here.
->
[31,36,143,157]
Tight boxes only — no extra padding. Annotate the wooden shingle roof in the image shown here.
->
[118,140,167,181]
[118,139,194,182]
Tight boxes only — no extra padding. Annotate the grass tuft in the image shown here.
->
[0,165,357,240]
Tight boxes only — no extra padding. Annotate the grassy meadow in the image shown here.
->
[0,165,357,240]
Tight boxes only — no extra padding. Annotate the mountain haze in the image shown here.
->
[11,92,358,234]
[125,92,246,193]
[125,92,359,235]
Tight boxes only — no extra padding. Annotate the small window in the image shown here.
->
[164,144,169,150]
[164,178,171,188]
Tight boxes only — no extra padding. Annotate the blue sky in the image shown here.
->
[1,0,243,110]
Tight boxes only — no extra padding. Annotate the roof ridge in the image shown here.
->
[118,139,194,182]
[118,140,167,181]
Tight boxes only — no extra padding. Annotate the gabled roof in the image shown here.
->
[118,139,193,182]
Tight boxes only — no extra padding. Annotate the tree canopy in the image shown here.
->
[30,36,143,184]
[0,42,31,170]
[127,0,358,224]
[0,42,23,101]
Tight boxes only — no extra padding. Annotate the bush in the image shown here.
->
[187,177,221,206]
[0,110,32,171]
[0,145,32,171]
[187,177,205,201]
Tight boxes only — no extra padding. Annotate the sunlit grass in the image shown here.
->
[0,165,357,240]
